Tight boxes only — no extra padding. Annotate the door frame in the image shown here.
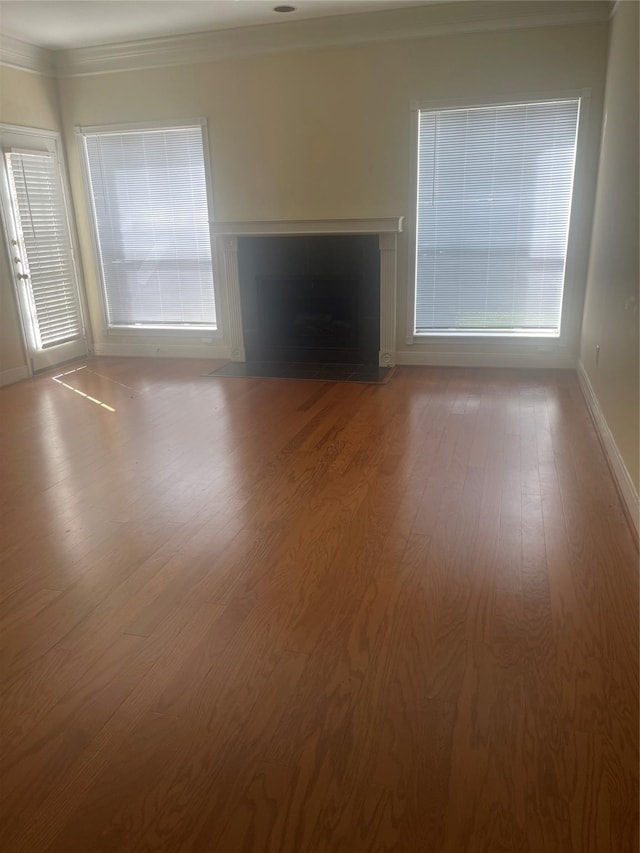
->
[0,123,90,375]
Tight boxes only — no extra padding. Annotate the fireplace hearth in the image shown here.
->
[237,235,380,366]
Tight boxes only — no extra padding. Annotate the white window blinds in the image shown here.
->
[83,124,216,329]
[414,98,580,336]
[6,150,83,348]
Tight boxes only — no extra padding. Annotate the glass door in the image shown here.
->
[0,126,87,372]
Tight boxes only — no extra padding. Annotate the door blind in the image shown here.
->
[7,150,82,348]
[415,98,580,336]
[83,125,216,329]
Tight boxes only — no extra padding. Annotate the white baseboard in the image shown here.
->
[394,350,576,369]
[93,342,231,359]
[0,364,29,387]
[577,361,639,538]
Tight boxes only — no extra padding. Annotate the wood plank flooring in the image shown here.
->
[0,358,637,852]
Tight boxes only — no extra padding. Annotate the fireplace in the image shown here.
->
[213,218,403,367]
[237,235,380,365]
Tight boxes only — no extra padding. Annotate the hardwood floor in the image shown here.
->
[0,358,637,852]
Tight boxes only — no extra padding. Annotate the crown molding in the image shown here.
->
[0,2,610,79]
[0,33,55,76]
[608,0,634,18]
[53,1,610,78]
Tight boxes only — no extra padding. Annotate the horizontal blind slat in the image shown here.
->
[415,99,580,335]
[84,125,217,328]
[7,150,83,347]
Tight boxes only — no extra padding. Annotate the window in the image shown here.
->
[413,98,580,337]
[81,122,216,330]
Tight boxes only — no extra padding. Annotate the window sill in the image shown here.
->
[106,325,221,339]
[411,331,561,341]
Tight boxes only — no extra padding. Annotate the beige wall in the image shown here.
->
[57,21,609,362]
[0,66,64,375]
[580,0,639,490]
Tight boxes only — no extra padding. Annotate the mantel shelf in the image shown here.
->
[211,217,404,236]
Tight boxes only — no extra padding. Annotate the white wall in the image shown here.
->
[579,0,639,493]
[56,20,609,365]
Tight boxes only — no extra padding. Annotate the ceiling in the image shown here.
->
[0,0,441,50]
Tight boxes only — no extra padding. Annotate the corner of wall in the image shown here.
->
[577,0,639,531]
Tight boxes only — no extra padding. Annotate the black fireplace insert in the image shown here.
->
[237,235,380,365]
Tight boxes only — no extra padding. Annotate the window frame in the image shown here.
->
[76,118,222,338]
[406,89,591,346]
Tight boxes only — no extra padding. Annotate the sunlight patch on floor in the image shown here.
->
[51,366,116,412]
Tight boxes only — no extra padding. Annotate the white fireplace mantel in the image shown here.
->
[211,217,403,237]
[214,217,403,367]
